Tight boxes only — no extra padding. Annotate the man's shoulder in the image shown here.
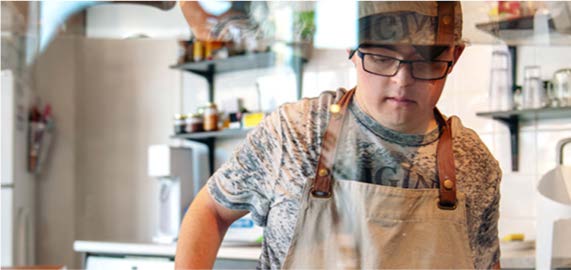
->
[278,88,346,116]
[448,116,501,178]
[268,88,348,135]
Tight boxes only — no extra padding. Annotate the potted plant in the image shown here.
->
[293,9,316,60]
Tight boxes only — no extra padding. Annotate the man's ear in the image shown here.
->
[452,44,465,65]
[448,44,466,73]
[347,48,358,65]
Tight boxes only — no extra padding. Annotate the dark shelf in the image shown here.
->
[171,129,251,140]
[474,16,571,46]
[476,106,571,121]
[476,15,555,34]
[476,106,571,172]
[170,52,276,75]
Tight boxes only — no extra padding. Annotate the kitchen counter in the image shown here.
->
[74,241,571,269]
[73,240,262,260]
[74,240,261,269]
[501,248,535,269]
[500,247,571,269]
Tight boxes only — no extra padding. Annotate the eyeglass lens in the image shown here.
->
[361,53,449,80]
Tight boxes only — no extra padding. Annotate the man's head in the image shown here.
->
[349,1,465,134]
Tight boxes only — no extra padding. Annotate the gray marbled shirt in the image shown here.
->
[208,88,501,269]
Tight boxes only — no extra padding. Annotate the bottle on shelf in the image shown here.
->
[203,103,219,132]
[173,114,188,134]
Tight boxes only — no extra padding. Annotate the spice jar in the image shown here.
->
[193,40,203,62]
[203,103,219,131]
[204,40,213,61]
[186,113,204,133]
[173,114,187,134]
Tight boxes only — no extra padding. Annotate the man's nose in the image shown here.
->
[391,63,415,86]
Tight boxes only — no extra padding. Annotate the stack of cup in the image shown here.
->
[522,65,546,109]
[489,50,513,111]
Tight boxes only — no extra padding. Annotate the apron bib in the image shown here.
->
[281,89,475,269]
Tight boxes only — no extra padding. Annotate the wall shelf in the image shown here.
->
[476,106,571,171]
[476,15,555,34]
[171,129,251,140]
[170,48,306,174]
[170,52,277,103]
[171,52,276,76]
[170,52,275,174]
[475,15,571,46]
[171,50,305,175]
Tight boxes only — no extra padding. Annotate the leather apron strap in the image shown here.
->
[435,109,458,209]
[310,89,355,198]
[310,89,458,210]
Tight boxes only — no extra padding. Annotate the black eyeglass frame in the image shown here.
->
[349,50,454,80]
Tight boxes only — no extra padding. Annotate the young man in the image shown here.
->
[176,2,501,269]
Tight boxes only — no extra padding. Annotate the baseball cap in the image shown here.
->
[358,1,463,47]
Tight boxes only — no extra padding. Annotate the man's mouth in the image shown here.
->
[385,97,416,105]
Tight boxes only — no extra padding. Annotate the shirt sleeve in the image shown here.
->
[477,167,502,269]
[207,110,283,226]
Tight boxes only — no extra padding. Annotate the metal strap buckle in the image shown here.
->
[310,189,332,199]
[437,199,457,210]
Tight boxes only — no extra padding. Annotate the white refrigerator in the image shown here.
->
[1,70,36,267]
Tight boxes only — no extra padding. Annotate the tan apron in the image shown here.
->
[281,89,475,269]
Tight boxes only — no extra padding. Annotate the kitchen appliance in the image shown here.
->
[147,144,206,244]
[551,68,571,107]
[1,70,36,266]
[536,138,571,270]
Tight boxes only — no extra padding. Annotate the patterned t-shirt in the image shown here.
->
[208,88,501,269]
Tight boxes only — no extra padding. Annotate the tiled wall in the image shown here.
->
[447,45,571,240]
[181,44,571,242]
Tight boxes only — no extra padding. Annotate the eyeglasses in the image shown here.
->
[350,50,453,80]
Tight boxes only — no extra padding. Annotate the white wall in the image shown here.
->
[86,4,190,39]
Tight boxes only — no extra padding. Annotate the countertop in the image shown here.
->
[74,241,571,268]
[500,247,571,269]
[73,241,261,260]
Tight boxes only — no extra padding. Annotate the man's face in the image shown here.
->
[350,44,464,133]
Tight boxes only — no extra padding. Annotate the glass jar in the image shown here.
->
[173,114,187,134]
[203,103,219,131]
[186,113,204,133]
[552,69,571,107]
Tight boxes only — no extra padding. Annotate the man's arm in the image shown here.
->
[175,186,248,269]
